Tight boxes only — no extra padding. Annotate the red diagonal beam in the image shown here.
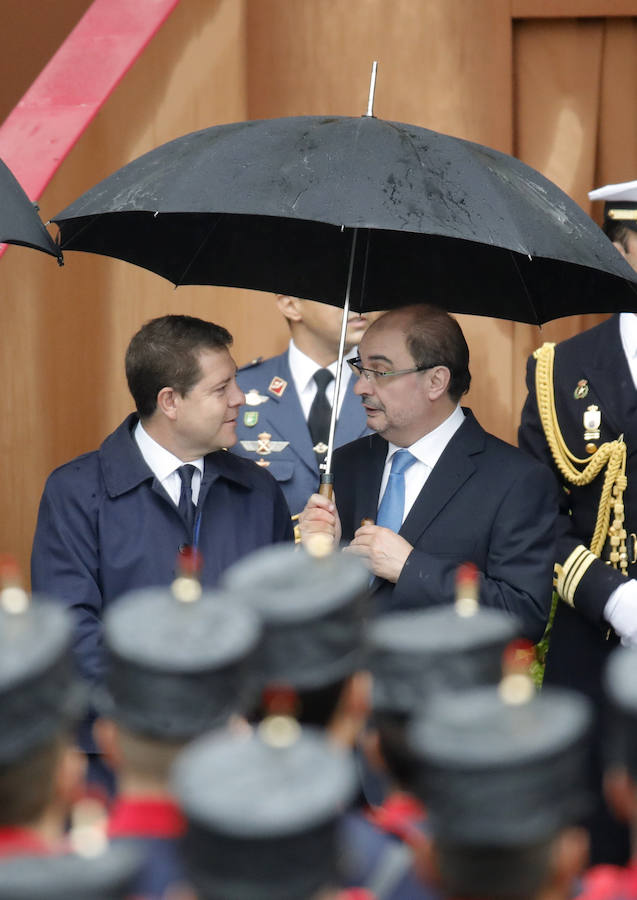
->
[0,0,180,202]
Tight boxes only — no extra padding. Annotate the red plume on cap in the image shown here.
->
[176,546,203,579]
[0,554,21,586]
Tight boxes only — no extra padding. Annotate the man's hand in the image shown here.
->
[344,523,413,583]
[298,493,342,549]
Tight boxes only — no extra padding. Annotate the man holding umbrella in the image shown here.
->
[299,303,558,643]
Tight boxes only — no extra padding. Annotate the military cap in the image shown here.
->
[0,845,141,899]
[99,583,261,739]
[410,682,592,845]
[221,543,369,690]
[604,645,637,777]
[589,179,637,234]
[370,605,520,716]
[173,721,358,899]
[0,588,81,764]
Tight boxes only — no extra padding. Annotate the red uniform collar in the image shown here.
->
[365,791,427,845]
[0,826,51,857]
[107,796,185,840]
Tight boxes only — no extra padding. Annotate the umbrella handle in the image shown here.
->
[319,473,334,500]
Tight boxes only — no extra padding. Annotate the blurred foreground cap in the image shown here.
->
[174,723,357,899]
[589,179,637,234]
[0,593,81,763]
[100,585,261,738]
[605,646,637,777]
[0,844,141,899]
[221,544,369,689]
[370,605,519,715]
[410,683,592,845]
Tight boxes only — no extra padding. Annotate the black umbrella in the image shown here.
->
[52,115,637,323]
[50,83,637,487]
[0,159,62,261]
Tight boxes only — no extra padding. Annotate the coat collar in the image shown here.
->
[99,414,256,499]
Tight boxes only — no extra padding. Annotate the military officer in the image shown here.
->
[232,295,380,515]
[518,180,637,864]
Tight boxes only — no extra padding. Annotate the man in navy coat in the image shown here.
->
[232,295,377,515]
[299,304,557,643]
[31,314,292,717]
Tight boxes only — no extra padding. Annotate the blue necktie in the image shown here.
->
[177,464,197,539]
[376,450,416,533]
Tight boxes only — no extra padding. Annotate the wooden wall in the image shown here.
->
[1,0,637,578]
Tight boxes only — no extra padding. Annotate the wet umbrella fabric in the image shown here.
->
[52,115,637,325]
[0,159,62,260]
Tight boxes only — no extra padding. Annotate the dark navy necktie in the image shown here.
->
[376,450,417,533]
[308,368,334,452]
[177,464,197,538]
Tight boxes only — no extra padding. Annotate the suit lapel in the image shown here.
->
[351,434,387,528]
[400,411,483,546]
[265,354,318,475]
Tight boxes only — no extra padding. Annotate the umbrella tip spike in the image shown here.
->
[365,61,379,118]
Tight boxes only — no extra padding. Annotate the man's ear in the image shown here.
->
[604,767,637,824]
[613,239,628,259]
[541,827,589,900]
[428,365,452,400]
[92,718,122,771]
[156,386,179,421]
[276,294,304,324]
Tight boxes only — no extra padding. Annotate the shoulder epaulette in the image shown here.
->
[237,357,264,372]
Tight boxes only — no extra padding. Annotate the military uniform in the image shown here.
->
[518,315,635,863]
[233,350,368,514]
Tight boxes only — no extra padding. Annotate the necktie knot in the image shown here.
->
[389,449,416,477]
[178,464,196,494]
[313,368,334,392]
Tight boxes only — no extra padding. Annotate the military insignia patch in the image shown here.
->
[245,389,269,406]
[239,432,290,455]
[268,376,287,397]
[583,404,601,440]
[256,459,270,467]
[313,442,329,455]
[243,411,259,427]
[573,380,589,400]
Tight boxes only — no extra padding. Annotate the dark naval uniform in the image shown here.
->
[233,351,368,515]
[518,314,636,863]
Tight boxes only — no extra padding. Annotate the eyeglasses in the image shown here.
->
[347,357,438,382]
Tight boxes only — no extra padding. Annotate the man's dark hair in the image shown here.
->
[402,304,471,403]
[435,839,553,900]
[125,315,233,419]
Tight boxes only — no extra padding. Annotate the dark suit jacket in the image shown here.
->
[334,409,558,643]
[518,314,637,696]
[233,350,368,514]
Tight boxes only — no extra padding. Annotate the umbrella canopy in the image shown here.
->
[0,159,62,261]
[52,115,637,325]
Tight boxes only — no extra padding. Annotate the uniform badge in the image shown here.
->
[243,411,259,427]
[268,376,287,398]
[240,432,290,455]
[256,459,270,468]
[245,389,269,406]
[313,442,329,455]
[583,405,601,441]
[573,380,589,400]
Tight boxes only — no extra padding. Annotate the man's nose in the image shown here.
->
[353,374,368,396]
[231,382,245,406]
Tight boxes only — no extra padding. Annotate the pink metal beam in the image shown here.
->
[0,0,180,202]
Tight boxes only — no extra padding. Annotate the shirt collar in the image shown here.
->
[386,404,465,470]
[134,420,204,482]
[620,312,637,360]
[287,339,352,395]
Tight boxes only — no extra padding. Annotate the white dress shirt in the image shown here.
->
[620,312,637,389]
[134,420,204,506]
[287,339,353,420]
[377,405,466,525]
